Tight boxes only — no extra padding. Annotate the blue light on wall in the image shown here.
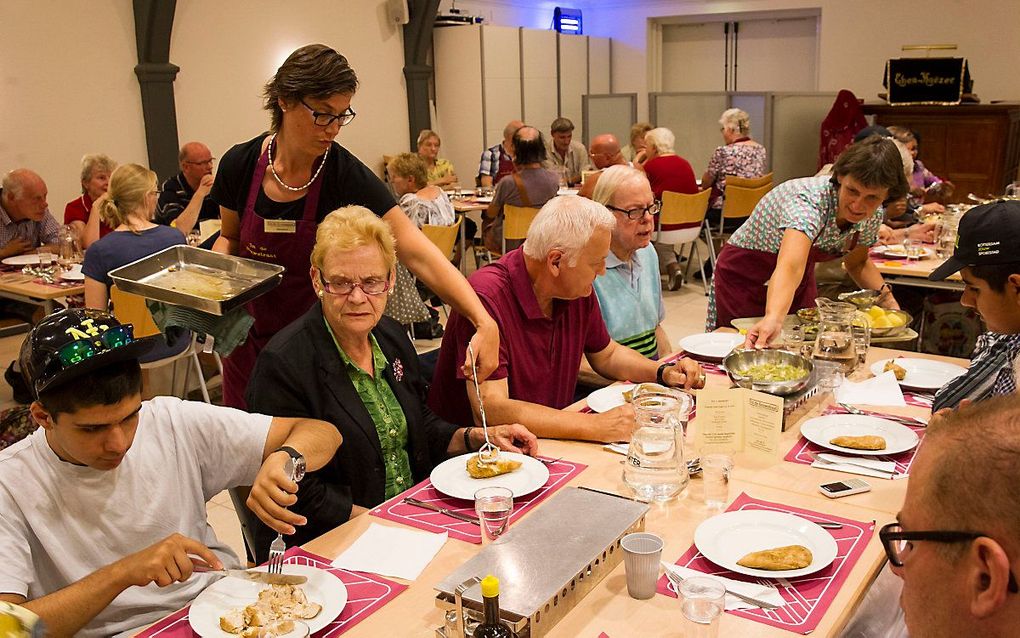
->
[553,7,582,34]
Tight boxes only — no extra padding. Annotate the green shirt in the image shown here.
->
[324,318,413,498]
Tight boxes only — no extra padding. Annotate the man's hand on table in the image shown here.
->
[111,533,221,588]
[593,403,636,443]
[661,358,706,390]
[0,238,32,259]
[479,423,539,456]
[247,450,305,535]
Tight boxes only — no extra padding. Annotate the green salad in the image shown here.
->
[742,363,807,383]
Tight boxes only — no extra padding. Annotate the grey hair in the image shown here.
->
[645,127,675,154]
[591,165,649,207]
[523,196,615,266]
[1,171,25,200]
[720,108,751,135]
[80,154,116,186]
[416,129,440,147]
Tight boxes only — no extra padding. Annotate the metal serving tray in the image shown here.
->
[436,487,648,637]
[109,246,285,316]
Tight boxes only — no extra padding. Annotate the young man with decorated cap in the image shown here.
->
[929,200,1020,412]
[0,309,342,637]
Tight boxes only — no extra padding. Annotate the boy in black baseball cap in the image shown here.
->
[0,309,341,637]
[929,200,1020,411]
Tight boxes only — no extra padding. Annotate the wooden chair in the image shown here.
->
[705,173,774,267]
[725,172,773,190]
[109,285,216,402]
[658,189,713,291]
[501,205,541,256]
[421,217,462,261]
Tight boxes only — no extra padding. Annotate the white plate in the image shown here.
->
[430,452,549,500]
[694,510,839,579]
[473,195,493,203]
[557,188,579,196]
[874,245,935,260]
[585,383,637,413]
[1,254,41,266]
[189,564,346,637]
[799,414,919,456]
[678,333,744,362]
[869,358,968,392]
[60,265,84,281]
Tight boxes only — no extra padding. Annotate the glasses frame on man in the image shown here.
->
[301,99,357,128]
[183,158,216,167]
[879,522,1019,593]
[606,202,661,221]
[318,271,391,296]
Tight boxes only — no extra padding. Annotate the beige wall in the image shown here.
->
[1,1,409,220]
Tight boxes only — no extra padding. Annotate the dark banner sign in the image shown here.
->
[883,58,971,105]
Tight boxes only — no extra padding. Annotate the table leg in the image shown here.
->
[458,214,467,275]
[43,299,54,315]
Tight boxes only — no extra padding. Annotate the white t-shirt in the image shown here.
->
[0,396,272,638]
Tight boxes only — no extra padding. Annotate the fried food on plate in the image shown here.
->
[883,359,907,381]
[467,454,521,479]
[736,545,813,571]
[830,435,887,450]
[622,383,668,403]
[220,584,321,636]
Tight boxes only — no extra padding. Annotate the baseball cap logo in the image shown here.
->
[64,317,111,341]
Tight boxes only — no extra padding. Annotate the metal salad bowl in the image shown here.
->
[722,349,813,396]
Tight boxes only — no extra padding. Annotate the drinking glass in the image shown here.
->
[699,446,734,511]
[36,249,54,268]
[679,576,727,638]
[904,238,923,262]
[815,359,845,393]
[474,486,513,544]
[851,323,871,375]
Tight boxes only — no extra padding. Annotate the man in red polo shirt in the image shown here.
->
[428,196,705,443]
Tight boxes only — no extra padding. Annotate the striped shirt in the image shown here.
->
[0,193,61,251]
[932,332,1020,412]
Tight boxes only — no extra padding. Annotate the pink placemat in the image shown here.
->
[136,547,406,637]
[370,457,586,543]
[903,391,934,408]
[784,405,927,478]
[662,350,727,376]
[656,492,875,634]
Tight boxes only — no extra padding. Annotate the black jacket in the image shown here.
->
[246,303,460,552]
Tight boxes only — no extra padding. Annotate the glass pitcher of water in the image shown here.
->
[812,298,857,374]
[623,394,692,501]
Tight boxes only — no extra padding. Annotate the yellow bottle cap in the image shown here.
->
[480,574,500,598]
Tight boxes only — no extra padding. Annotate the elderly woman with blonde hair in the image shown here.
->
[63,153,117,246]
[417,129,458,187]
[246,206,536,555]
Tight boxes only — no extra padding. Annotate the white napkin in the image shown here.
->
[811,458,907,480]
[332,523,448,580]
[662,562,786,610]
[811,450,905,480]
[834,371,906,407]
[603,443,629,456]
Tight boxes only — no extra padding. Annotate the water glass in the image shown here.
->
[700,449,734,511]
[904,238,923,262]
[815,360,845,393]
[851,324,871,373]
[679,576,727,638]
[36,250,54,268]
[474,486,513,544]
[620,532,664,599]
[623,395,689,501]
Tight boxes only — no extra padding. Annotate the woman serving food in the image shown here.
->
[211,44,498,409]
[707,137,916,347]
[246,207,536,555]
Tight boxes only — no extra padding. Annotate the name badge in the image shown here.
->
[264,219,297,234]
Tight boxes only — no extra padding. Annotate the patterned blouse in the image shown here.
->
[704,142,768,209]
[426,158,456,184]
[398,190,456,228]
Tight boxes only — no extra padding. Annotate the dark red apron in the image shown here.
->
[493,148,515,184]
[221,144,324,409]
[713,231,859,330]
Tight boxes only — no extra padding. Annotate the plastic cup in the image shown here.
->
[620,532,664,599]
[679,576,727,638]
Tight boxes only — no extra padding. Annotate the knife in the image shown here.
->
[814,452,898,475]
[209,569,308,585]
[403,497,480,525]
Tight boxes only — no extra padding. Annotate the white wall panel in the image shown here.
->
[481,26,523,151]
[557,34,588,131]
[521,29,559,133]
[588,36,611,95]
[433,25,485,187]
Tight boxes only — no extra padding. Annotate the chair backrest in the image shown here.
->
[725,172,773,189]
[721,182,773,222]
[503,205,541,241]
[659,189,712,227]
[421,216,462,261]
[382,154,396,183]
[109,285,160,338]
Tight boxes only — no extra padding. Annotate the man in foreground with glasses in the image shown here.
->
[0,309,342,637]
[577,133,628,199]
[430,196,705,444]
[881,395,1020,637]
[156,142,220,241]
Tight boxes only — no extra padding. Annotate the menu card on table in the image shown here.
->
[695,388,784,457]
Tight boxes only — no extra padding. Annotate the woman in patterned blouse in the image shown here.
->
[701,108,768,220]
[708,137,913,347]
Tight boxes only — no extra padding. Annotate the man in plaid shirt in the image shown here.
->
[477,120,523,188]
[929,200,1020,411]
[0,170,60,259]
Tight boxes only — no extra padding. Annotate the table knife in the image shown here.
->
[403,497,480,525]
[209,569,308,585]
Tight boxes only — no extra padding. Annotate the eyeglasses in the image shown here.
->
[606,202,660,220]
[300,99,357,128]
[55,324,136,368]
[879,522,1019,593]
[184,158,215,166]
[318,271,390,296]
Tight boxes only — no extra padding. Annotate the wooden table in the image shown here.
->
[451,198,488,274]
[0,272,84,314]
[282,346,959,637]
[870,248,963,291]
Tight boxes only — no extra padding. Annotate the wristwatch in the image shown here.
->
[274,446,306,482]
[656,361,677,385]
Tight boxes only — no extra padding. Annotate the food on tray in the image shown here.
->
[861,306,907,330]
[736,545,813,571]
[149,267,236,300]
[830,435,887,450]
[740,363,807,383]
[467,454,521,479]
[219,584,321,636]
[883,359,907,381]
[796,307,819,323]
[622,383,668,403]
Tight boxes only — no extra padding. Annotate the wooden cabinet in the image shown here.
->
[862,103,1020,202]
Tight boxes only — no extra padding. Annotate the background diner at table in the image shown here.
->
[62,154,115,246]
[417,129,458,188]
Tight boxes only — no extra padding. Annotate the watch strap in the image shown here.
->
[275,446,303,461]
[463,427,475,453]
[656,361,676,385]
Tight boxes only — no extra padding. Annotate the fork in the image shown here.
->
[663,567,780,610]
[267,457,300,575]
[837,403,928,427]
[466,343,499,466]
